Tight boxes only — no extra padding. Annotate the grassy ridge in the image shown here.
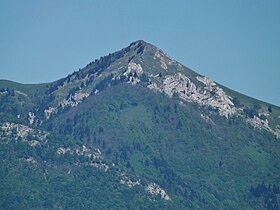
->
[0,79,48,96]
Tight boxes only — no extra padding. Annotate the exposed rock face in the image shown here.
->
[196,76,236,117]
[246,116,270,131]
[56,145,109,171]
[122,62,143,85]
[146,183,171,201]
[127,62,144,75]
[148,73,236,118]
[162,73,196,98]
[120,174,141,188]
[147,71,279,136]
[159,73,279,136]
[44,62,144,119]
[57,145,103,160]
[44,91,90,120]
[0,122,48,146]
[60,92,90,108]
[44,107,57,119]
[246,116,280,138]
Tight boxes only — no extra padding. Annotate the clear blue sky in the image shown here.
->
[0,0,279,106]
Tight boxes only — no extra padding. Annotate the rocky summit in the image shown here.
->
[0,40,279,209]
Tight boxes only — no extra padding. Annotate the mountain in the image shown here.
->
[0,40,279,210]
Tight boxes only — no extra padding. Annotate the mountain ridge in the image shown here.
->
[1,40,279,137]
[0,40,280,209]
[1,39,278,106]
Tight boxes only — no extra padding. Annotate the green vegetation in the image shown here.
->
[0,41,279,209]
[0,79,48,96]
[1,84,276,209]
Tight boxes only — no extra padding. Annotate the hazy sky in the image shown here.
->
[0,0,279,106]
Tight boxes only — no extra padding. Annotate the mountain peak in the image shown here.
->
[4,39,279,138]
[130,40,149,46]
[1,40,280,209]
[128,40,157,54]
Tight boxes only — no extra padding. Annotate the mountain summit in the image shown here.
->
[0,41,279,209]
[31,40,279,136]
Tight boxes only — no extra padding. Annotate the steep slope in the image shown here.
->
[0,40,279,209]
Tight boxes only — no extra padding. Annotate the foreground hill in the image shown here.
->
[0,40,279,209]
